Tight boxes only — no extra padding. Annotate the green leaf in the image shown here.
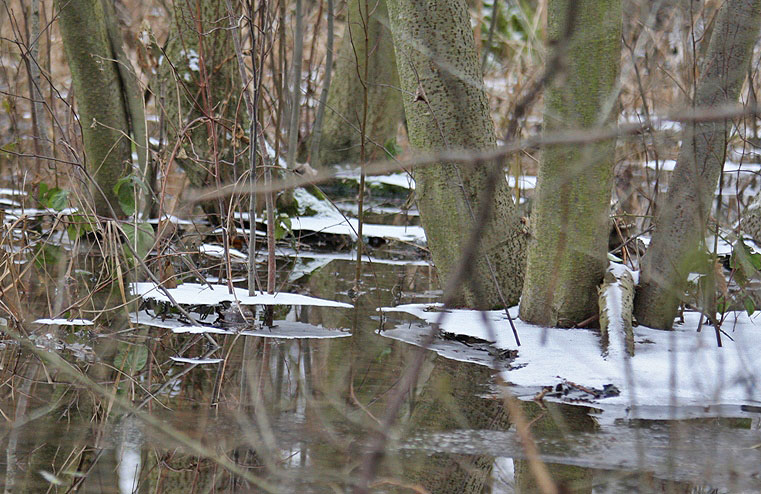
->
[114,174,150,217]
[38,182,49,201]
[731,239,760,285]
[744,297,756,316]
[274,214,292,241]
[37,183,69,211]
[66,214,97,241]
[47,188,69,211]
[384,137,402,158]
[114,175,136,216]
[749,252,761,271]
[114,342,148,373]
[121,221,155,263]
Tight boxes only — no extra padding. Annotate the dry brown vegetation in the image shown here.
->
[1,1,761,492]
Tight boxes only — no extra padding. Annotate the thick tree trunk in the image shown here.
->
[519,0,622,327]
[634,0,761,330]
[316,0,403,167]
[58,0,133,218]
[386,0,527,308]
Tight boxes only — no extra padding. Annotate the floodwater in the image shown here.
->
[2,209,761,493]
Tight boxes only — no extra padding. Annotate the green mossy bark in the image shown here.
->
[519,0,622,327]
[101,0,148,182]
[158,0,241,192]
[58,0,132,218]
[634,0,761,330]
[317,0,403,167]
[387,0,528,309]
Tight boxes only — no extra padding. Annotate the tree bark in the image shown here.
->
[58,0,134,218]
[101,0,148,186]
[316,0,403,167]
[386,0,527,308]
[634,0,761,330]
[309,0,335,169]
[286,0,304,171]
[158,0,241,193]
[741,198,761,245]
[519,0,622,327]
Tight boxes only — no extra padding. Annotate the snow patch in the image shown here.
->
[290,216,427,244]
[0,188,27,196]
[34,318,94,326]
[130,310,350,339]
[199,244,248,261]
[171,357,223,364]
[382,303,761,414]
[131,282,353,308]
[506,175,537,189]
[237,321,350,339]
[144,214,197,226]
[335,167,415,190]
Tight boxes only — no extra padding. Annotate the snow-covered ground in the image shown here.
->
[382,287,761,418]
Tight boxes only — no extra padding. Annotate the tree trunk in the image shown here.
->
[741,198,761,245]
[519,0,622,327]
[634,0,761,330]
[58,0,134,218]
[316,0,403,167]
[386,0,528,309]
[157,0,241,195]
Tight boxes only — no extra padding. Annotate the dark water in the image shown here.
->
[1,253,761,493]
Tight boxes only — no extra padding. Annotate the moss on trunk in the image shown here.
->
[316,0,403,167]
[387,0,527,308]
[634,0,761,330]
[519,0,622,327]
[58,0,133,218]
[157,0,241,195]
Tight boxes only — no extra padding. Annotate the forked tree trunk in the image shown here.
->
[58,0,137,218]
[634,0,761,330]
[316,0,403,168]
[519,0,622,327]
[386,0,527,308]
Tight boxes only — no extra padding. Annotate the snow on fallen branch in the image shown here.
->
[598,262,635,357]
